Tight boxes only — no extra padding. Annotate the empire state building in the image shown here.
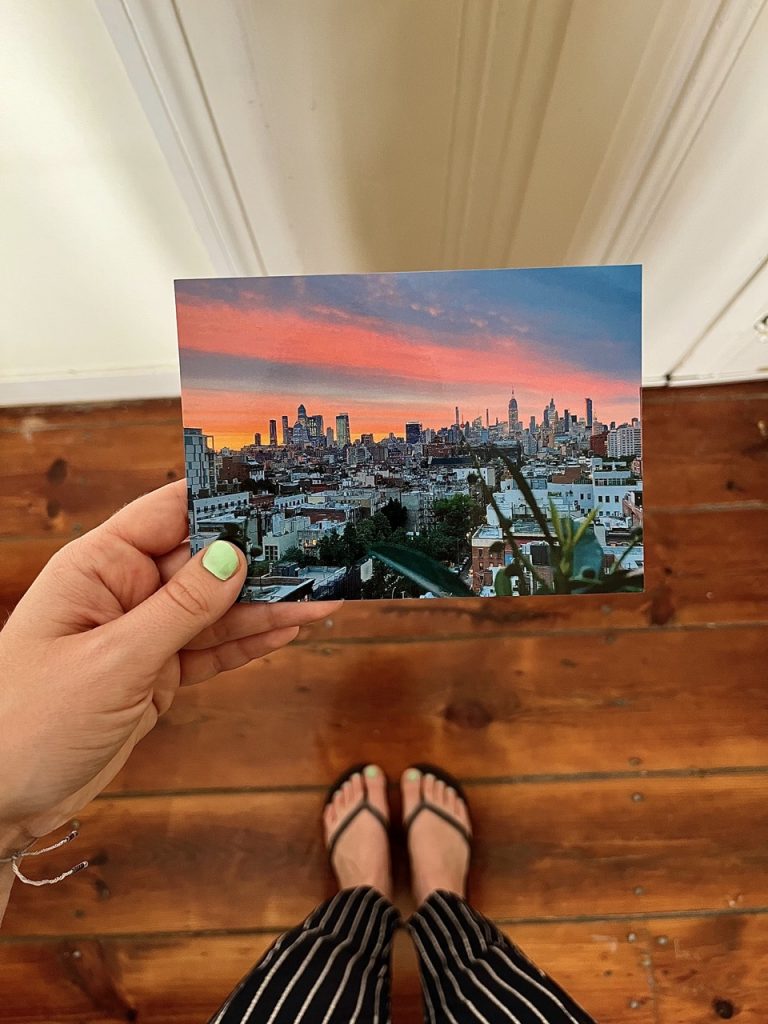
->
[508,392,519,434]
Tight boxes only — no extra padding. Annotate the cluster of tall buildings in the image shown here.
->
[239,392,641,464]
[259,404,352,450]
[397,393,640,462]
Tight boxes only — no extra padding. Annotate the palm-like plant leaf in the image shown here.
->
[369,543,475,598]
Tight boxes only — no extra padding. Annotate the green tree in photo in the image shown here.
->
[317,529,347,566]
[381,498,408,531]
[281,545,318,567]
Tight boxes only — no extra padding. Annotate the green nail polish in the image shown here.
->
[202,541,240,581]
[406,769,421,781]
[364,766,378,778]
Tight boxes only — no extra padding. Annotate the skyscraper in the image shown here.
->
[529,415,536,432]
[607,425,642,458]
[297,403,307,426]
[455,406,460,427]
[585,397,593,429]
[563,409,569,432]
[281,415,290,445]
[405,421,422,445]
[184,427,216,497]
[269,419,278,446]
[291,422,308,444]
[307,414,324,439]
[508,392,519,434]
[326,426,334,446]
[254,432,262,446]
[336,413,350,446]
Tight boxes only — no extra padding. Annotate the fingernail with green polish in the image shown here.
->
[406,769,421,781]
[364,766,378,778]
[202,540,240,581]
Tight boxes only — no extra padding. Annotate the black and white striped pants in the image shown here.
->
[208,886,596,1023]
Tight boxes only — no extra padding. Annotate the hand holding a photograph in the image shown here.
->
[0,480,340,855]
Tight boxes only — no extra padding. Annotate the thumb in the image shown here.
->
[111,540,247,661]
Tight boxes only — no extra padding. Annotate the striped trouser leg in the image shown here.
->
[207,886,400,1024]
[409,891,597,1024]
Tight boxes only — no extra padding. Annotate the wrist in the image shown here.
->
[0,823,34,862]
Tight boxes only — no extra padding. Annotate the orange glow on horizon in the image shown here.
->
[182,386,641,451]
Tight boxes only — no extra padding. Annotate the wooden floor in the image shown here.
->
[1,383,767,1023]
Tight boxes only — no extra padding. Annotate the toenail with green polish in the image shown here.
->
[406,769,421,781]
[364,766,378,778]
[202,540,240,580]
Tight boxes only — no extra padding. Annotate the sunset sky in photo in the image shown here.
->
[176,266,642,450]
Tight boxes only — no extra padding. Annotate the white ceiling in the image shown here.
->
[2,0,767,405]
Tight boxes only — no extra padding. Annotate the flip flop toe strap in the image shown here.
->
[327,801,389,861]
[403,800,472,847]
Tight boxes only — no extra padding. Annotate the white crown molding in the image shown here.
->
[96,0,300,277]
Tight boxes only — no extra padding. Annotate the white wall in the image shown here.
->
[0,0,213,405]
[2,0,766,405]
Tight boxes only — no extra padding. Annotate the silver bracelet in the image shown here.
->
[0,829,89,886]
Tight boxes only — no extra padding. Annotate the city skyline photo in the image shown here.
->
[177,266,643,604]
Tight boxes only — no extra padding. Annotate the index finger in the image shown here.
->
[184,599,344,650]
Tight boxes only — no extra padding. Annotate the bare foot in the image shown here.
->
[401,768,472,907]
[323,765,392,901]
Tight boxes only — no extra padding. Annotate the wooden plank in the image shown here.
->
[108,625,768,792]
[641,388,768,507]
[0,386,764,527]
[0,399,181,432]
[316,502,768,639]
[0,920,653,1024]
[10,911,768,1023]
[1,386,767,628]
[2,503,766,630]
[643,383,768,404]
[4,777,768,936]
[0,421,184,540]
[652,915,768,1024]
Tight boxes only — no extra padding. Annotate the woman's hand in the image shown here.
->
[0,480,340,853]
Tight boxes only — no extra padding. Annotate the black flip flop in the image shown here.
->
[324,764,389,862]
[403,763,472,848]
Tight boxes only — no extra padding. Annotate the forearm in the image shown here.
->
[0,826,32,928]
[0,863,14,924]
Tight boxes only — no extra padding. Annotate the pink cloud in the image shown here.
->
[177,298,640,446]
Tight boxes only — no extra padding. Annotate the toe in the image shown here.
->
[423,773,437,804]
[401,767,423,822]
[349,772,364,803]
[363,765,389,821]
[334,785,348,820]
[323,798,342,846]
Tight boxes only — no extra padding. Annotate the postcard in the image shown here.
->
[176,266,643,602]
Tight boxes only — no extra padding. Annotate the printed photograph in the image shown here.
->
[177,266,643,602]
